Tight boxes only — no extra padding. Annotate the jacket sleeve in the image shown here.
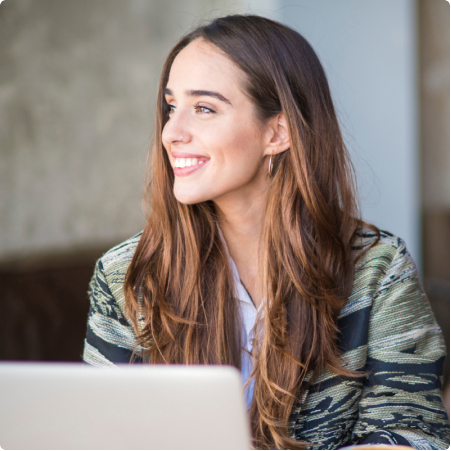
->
[83,258,142,366]
[351,238,449,449]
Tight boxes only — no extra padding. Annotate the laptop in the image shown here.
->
[0,362,251,450]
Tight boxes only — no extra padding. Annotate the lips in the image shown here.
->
[171,151,209,159]
[170,151,210,177]
[173,159,209,177]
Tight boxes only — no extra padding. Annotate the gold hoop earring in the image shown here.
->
[268,155,274,177]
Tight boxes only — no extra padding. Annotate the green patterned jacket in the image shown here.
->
[83,229,450,449]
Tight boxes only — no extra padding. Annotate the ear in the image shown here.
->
[263,113,291,157]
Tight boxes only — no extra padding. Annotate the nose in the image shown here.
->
[162,110,191,146]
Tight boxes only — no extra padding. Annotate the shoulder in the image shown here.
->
[352,227,407,261]
[339,228,425,349]
[90,231,143,319]
[351,227,417,291]
[84,232,144,365]
[346,227,443,352]
[96,231,143,278]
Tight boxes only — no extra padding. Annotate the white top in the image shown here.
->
[216,226,264,408]
[229,257,263,409]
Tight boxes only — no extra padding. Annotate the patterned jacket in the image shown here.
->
[83,229,450,449]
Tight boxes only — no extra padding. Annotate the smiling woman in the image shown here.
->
[83,15,449,450]
[161,39,284,207]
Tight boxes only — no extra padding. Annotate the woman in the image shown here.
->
[83,15,449,450]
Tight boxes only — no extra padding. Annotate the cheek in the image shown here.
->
[223,134,264,176]
[171,118,265,204]
[214,120,263,162]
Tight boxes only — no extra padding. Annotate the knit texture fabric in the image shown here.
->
[83,229,450,449]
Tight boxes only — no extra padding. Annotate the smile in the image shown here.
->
[174,157,207,168]
[173,158,209,177]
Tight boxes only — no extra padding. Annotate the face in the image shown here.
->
[162,39,272,206]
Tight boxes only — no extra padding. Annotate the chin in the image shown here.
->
[173,186,209,205]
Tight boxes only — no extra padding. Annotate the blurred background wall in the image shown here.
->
[0,0,448,392]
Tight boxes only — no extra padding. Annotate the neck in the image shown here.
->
[216,188,266,248]
[214,185,267,304]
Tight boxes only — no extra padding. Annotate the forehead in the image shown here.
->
[167,39,245,94]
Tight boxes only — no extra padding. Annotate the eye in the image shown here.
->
[194,104,215,114]
[164,103,175,116]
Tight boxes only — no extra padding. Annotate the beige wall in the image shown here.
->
[1,0,449,271]
[0,0,256,262]
[420,0,450,211]
[419,0,450,282]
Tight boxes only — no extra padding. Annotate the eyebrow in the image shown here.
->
[163,88,232,105]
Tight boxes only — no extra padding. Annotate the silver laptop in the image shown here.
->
[0,363,251,450]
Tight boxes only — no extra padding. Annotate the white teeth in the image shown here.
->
[174,157,204,168]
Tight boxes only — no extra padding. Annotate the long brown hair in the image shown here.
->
[124,15,378,450]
